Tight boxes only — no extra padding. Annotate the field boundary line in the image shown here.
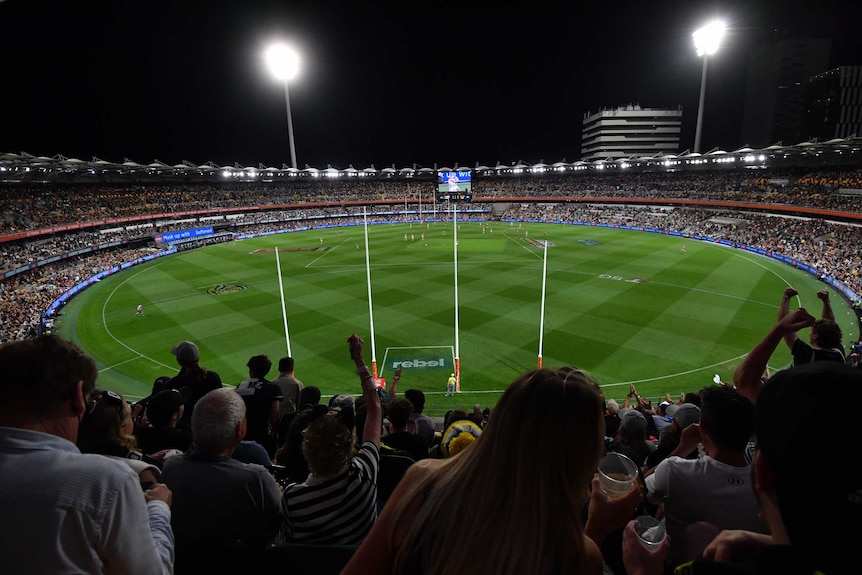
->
[102,267,176,372]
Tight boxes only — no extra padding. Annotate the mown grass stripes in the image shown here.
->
[55,222,858,415]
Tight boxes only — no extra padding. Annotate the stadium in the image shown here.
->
[7,1,862,571]
[3,138,862,415]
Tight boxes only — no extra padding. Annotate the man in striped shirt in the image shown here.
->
[278,334,381,544]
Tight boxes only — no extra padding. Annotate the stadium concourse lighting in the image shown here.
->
[265,43,301,170]
[692,20,726,154]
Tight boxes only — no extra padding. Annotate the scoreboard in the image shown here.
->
[436,170,472,202]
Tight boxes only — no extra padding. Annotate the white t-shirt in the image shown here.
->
[645,454,767,562]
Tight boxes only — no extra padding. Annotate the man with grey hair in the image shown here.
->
[160,387,282,572]
[0,335,174,575]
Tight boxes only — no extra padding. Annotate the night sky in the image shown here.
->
[2,0,861,170]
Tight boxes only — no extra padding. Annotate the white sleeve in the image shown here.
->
[100,472,174,575]
[147,501,175,575]
[644,460,669,506]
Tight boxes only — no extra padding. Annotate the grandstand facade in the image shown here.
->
[4,136,862,185]
[2,139,862,342]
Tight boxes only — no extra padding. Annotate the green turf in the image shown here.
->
[55,221,859,417]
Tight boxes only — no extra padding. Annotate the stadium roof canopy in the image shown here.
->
[2,136,862,184]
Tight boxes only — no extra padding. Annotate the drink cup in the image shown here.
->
[597,452,638,499]
[633,515,666,549]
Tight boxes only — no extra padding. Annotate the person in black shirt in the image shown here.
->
[165,341,223,430]
[135,387,193,456]
[235,354,282,459]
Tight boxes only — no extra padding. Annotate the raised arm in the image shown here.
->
[350,334,382,448]
[817,290,835,322]
[778,287,800,350]
[625,383,640,407]
[777,287,797,320]
[387,367,402,400]
[733,307,816,404]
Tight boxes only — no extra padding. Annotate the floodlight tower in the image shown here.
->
[693,20,726,154]
[265,43,301,170]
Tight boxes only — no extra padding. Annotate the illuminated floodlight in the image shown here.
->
[265,42,301,169]
[693,19,726,153]
[265,44,300,81]
[693,20,725,56]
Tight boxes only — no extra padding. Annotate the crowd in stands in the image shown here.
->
[3,291,859,573]
[3,186,862,344]
[2,167,862,236]
[0,247,156,341]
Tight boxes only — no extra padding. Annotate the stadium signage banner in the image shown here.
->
[155,226,214,243]
[391,357,449,370]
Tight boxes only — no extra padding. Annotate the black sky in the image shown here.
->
[2,0,861,169]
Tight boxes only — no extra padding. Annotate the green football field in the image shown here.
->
[55,221,859,417]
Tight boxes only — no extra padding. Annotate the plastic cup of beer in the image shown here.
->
[597,452,639,499]
[633,515,666,549]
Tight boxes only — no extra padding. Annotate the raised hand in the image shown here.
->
[348,333,365,366]
[778,307,816,333]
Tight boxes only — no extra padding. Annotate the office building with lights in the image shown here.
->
[803,66,862,142]
[581,105,683,161]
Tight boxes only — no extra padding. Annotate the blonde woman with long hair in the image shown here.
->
[343,367,642,574]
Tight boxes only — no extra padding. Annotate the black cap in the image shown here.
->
[146,387,191,427]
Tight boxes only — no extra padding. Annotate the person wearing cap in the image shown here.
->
[165,341,223,430]
[131,375,173,428]
[608,407,656,467]
[623,384,659,440]
[445,372,457,397]
[651,400,673,433]
[604,398,621,441]
[643,385,767,568]
[439,418,482,458]
[643,402,701,475]
[624,361,862,575]
[134,387,193,456]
